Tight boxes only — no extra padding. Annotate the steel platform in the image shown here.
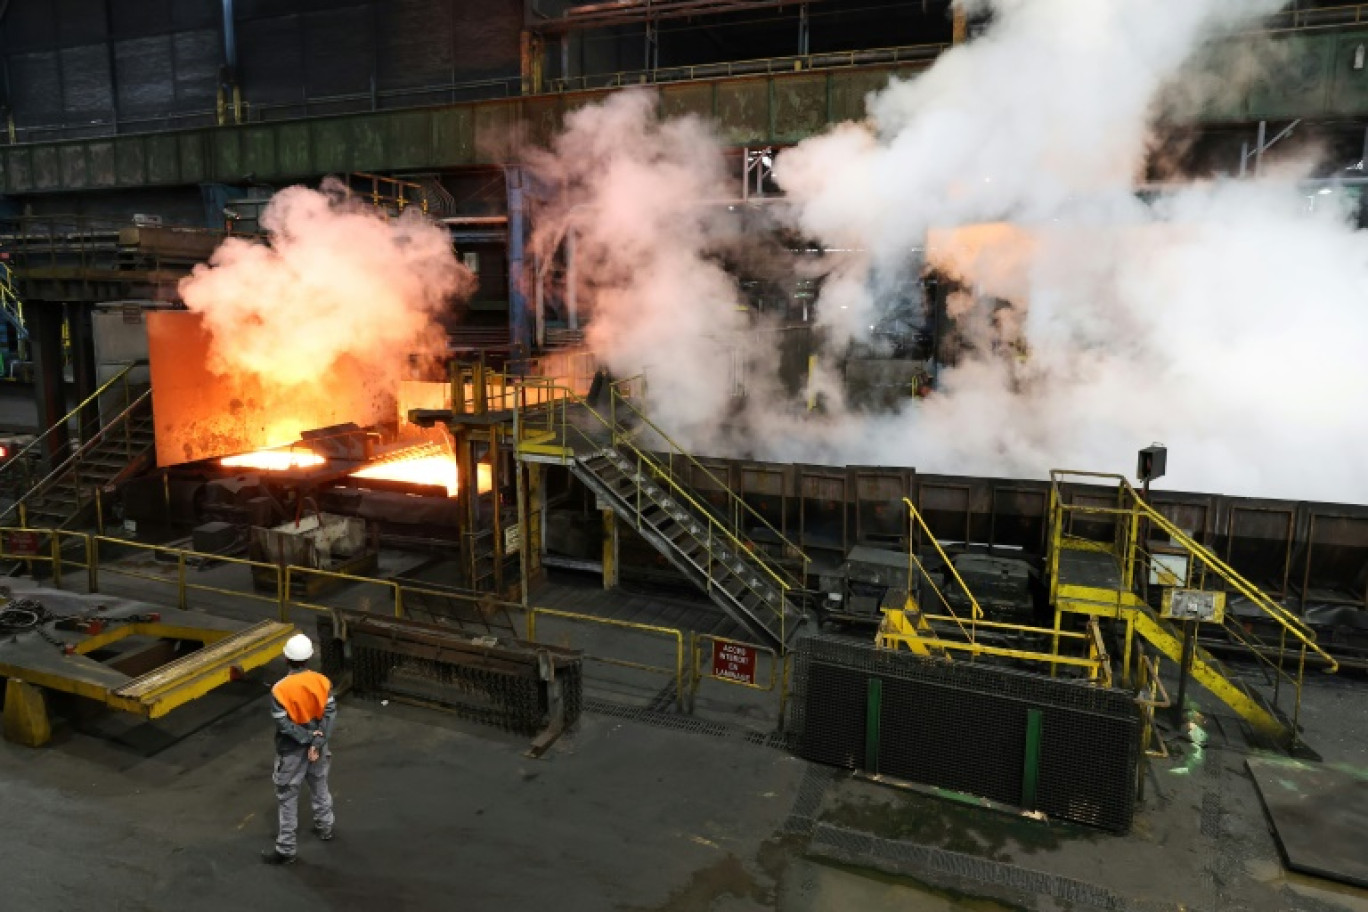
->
[0,584,294,745]
[1247,756,1368,888]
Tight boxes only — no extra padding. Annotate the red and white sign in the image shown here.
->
[5,531,40,556]
[711,640,757,686]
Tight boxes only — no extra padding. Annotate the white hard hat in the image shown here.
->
[283,633,314,662]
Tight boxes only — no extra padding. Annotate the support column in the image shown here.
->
[505,167,531,370]
[68,303,98,441]
[602,508,619,589]
[28,304,67,465]
[952,4,968,44]
[3,679,52,747]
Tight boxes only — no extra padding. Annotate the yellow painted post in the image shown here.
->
[276,566,287,622]
[95,487,104,534]
[86,534,98,593]
[1122,615,1135,686]
[952,5,968,43]
[3,679,52,747]
[50,534,62,588]
[675,632,686,713]
[527,608,537,642]
[394,582,404,619]
[177,552,188,609]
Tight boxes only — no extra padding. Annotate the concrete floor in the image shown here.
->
[3,570,1368,911]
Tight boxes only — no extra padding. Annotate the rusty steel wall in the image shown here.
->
[663,457,1368,613]
[147,311,397,466]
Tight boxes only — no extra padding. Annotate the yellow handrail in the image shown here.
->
[609,381,807,582]
[1,360,143,472]
[904,497,984,627]
[1048,469,1337,674]
[521,376,800,632]
[2,386,153,526]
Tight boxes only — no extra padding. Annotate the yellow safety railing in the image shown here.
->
[609,379,807,580]
[512,373,803,644]
[1049,469,1336,741]
[688,633,788,730]
[527,606,687,711]
[1048,470,1335,671]
[903,497,981,643]
[0,360,147,516]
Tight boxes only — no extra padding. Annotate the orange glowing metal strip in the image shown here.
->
[220,450,327,470]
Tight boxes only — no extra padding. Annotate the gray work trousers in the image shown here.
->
[273,748,334,855]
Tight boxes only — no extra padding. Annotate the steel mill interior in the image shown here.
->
[3,2,1368,910]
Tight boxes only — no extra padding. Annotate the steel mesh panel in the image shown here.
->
[790,636,1140,833]
[317,616,583,737]
[876,676,1028,808]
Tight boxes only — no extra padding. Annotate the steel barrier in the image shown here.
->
[527,606,687,711]
[689,633,788,731]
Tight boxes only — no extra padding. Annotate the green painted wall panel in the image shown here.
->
[178,133,207,184]
[310,120,351,174]
[60,145,88,189]
[87,142,115,188]
[276,123,311,177]
[474,101,520,165]
[387,111,432,170]
[659,82,714,122]
[522,96,563,150]
[6,148,31,193]
[350,118,388,172]
[242,127,277,180]
[0,151,7,192]
[12,34,1368,196]
[1328,33,1368,114]
[829,70,891,123]
[214,131,244,182]
[431,106,475,165]
[115,139,146,186]
[1248,35,1333,120]
[145,134,180,185]
[32,145,60,190]
[716,80,771,145]
[773,74,829,144]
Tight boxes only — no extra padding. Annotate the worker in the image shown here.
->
[261,633,337,865]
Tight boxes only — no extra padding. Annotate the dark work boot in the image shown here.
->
[312,825,334,841]
[260,848,297,865]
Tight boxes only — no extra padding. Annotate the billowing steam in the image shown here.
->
[178,180,473,443]
[526,91,750,437]
[527,0,1368,503]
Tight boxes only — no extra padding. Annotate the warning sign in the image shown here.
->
[711,640,757,686]
[5,531,40,556]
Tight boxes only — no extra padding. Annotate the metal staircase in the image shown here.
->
[1,363,154,532]
[1048,470,1338,747]
[0,264,28,352]
[514,375,808,651]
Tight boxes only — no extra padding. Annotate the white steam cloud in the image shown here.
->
[179,180,474,440]
[528,0,1368,503]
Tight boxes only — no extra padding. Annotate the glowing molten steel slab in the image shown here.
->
[221,450,327,471]
[350,448,492,497]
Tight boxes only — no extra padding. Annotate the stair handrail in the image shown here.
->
[607,381,809,584]
[0,265,26,339]
[0,360,145,489]
[2,387,153,526]
[904,497,981,643]
[527,377,804,604]
[1130,490,1338,674]
[1050,469,1336,673]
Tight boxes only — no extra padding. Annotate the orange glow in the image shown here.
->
[350,446,493,497]
[221,449,326,471]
